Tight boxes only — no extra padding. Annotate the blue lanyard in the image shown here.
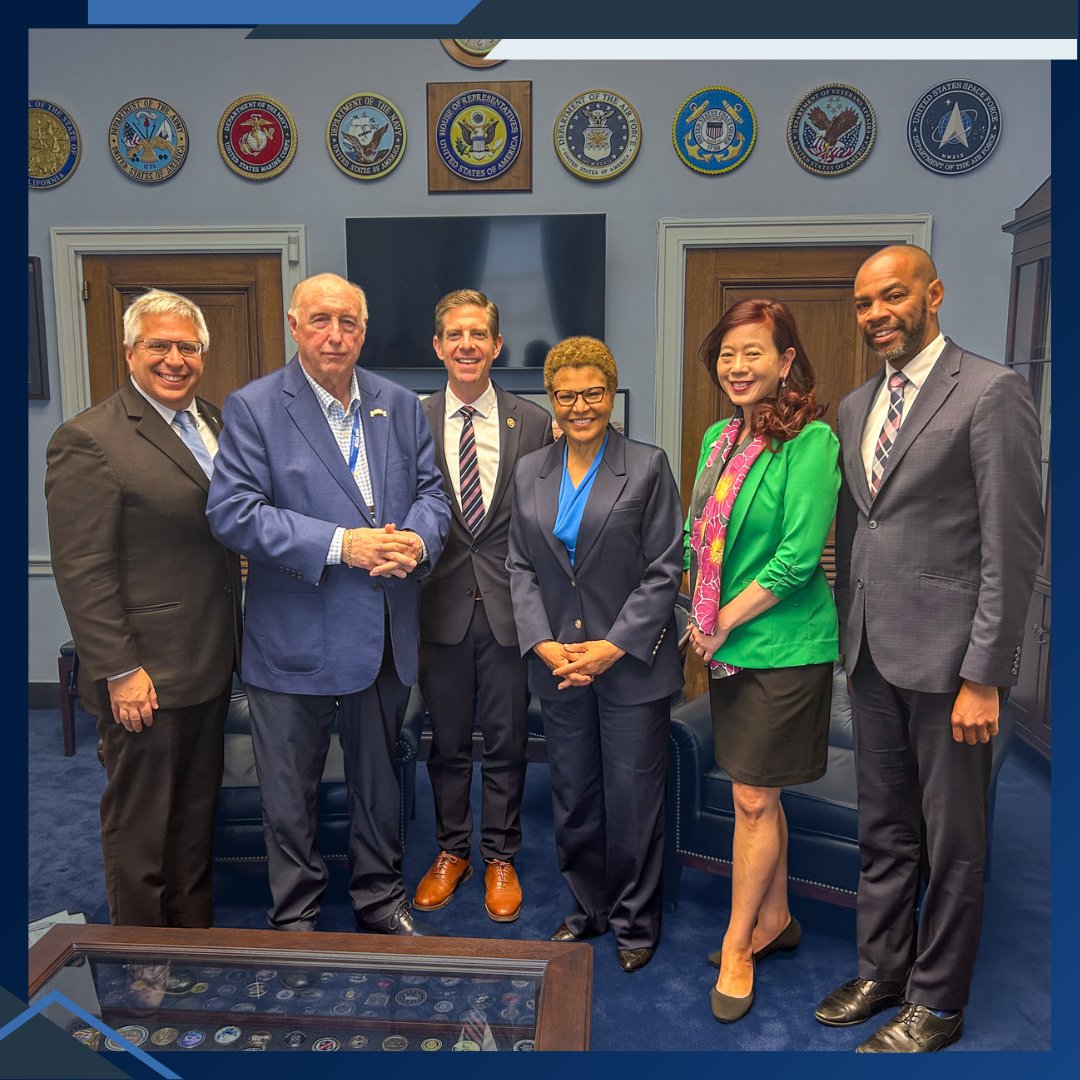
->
[348,407,363,473]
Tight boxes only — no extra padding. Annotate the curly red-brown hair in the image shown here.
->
[698,298,826,445]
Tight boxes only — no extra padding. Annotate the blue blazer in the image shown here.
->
[206,357,451,695]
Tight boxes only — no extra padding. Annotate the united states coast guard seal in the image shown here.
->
[218,95,297,180]
[907,80,1001,175]
[29,99,81,189]
[554,90,641,181]
[673,87,756,175]
[327,93,406,180]
[787,84,876,176]
[435,88,521,182]
[109,98,188,183]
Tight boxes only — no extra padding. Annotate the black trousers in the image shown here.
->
[419,600,529,864]
[851,639,993,1011]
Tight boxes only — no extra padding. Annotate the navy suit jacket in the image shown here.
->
[206,358,451,695]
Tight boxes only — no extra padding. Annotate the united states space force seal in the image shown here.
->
[218,95,297,180]
[435,88,522,182]
[327,93,406,180]
[907,80,1001,175]
[554,90,641,181]
[787,84,876,176]
[109,98,187,183]
[673,86,756,175]
[29,100,81,189]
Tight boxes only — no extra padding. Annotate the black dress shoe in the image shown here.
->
[709,956,755,1023]
[814,977,905,1027]
[367,903,442,937]
[856,1004,963,1052]
[616,947,655,973]
[707,916,801,970]
[549,923,577,942]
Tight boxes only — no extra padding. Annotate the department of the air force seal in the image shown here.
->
[435,88,522,182]
[109,98,188,183]
[327,93,406,180]
[673,86,756,175]
[787,84,876,176]
[907,80,1001,175]
[554,90,641,181]
[29,100,81,189]
[218,95,297,180]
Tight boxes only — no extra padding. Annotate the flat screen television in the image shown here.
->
[344,213,606,369]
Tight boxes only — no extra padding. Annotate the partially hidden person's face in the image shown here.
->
[550,364,613,448]
[124,313,205,410]
[853,251,943,368]
[289,280,367,393]
[715,321,794,415]
[434,304,502,400]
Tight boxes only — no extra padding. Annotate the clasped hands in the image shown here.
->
[688,623,729,660]
[534,639,625,690]
[343,523,423,578]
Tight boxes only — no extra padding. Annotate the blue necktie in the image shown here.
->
[173,409,214,480]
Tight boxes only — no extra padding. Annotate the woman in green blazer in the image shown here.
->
[684,298,840,1024]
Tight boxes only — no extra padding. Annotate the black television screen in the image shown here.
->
[344,213,606,369]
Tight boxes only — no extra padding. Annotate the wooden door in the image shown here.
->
[82,252,287,409]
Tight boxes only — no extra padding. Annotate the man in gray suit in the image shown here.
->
[815,245,1043,1051]
[413,290,553,922]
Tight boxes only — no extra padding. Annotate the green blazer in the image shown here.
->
[684,418,840,669]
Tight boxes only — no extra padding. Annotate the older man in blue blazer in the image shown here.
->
[207,273,451,936]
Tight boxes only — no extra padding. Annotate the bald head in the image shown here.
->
[289,273,368,324]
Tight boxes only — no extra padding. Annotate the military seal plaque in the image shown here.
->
[554,89,641,181]
[108,98,188,183]
[218,95,297,180]
[907,79,1001,175]
[787,84,876,176]
[327,93,407,180]
[673,86,757,175]
[29,100,80,189]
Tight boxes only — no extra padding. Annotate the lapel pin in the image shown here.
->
[506,417,515,428]
[370,408,387,418]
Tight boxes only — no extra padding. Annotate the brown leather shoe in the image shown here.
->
[412,851,472,911]
[483,860,522,922]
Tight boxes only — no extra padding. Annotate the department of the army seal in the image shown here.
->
[327,93,406,180]
[218,95,296,180]
[673,86,756,175]
[908,79,1001,175]
[29,100,80,189]
[554,89,641,182]
[108,98,188,183]
[435,88,522,182]
[787,84,876,176]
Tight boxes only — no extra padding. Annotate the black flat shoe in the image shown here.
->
[709,956,755,1023]
[616,947,655,973]
[814,976,905,1027]
[856,1004,963,1052]
[707,916,801,970]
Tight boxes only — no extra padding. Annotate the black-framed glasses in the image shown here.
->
[552,386,607,407]
[136,339,204,358]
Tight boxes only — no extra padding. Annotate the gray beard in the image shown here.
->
[869,308,927,366]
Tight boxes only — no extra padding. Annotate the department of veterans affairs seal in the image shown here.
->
[787,84,876,176]
[435,88,522,182]
[673,87,756,175]
[554,89,641,181]
[109,98,187,183]
[327,93,406,180]
[218,95,297,180]
[29,100,80,189]
[908,80,1001,175]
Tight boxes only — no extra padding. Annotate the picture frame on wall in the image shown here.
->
[29,256,49,401]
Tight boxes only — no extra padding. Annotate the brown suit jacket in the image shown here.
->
[45,380,242,717]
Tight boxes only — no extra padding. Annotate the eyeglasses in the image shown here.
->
[552,386,607,407]
[136,339,204,358]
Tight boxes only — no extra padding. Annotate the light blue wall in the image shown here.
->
[28,29,1051,680]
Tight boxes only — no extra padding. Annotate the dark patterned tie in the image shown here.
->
[458,405,485,531]
[869,371,909,498]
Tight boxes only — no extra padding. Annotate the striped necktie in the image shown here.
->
[458,405,485,532]
[869,371,909,498]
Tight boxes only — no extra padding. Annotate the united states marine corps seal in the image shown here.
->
[327,93,406,180]
[29,100,80,189]
[435,88,521,181]
[109,98,187,183]
[554,90,641,181]
[673,86,756,175]
[218,95,297,180]
[907,79,1001,175]
[787,84,876,176]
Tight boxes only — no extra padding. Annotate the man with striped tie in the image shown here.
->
[413,290,553,923]
[816,245,1043,1051]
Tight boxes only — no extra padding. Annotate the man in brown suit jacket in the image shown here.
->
[45,289,242,927]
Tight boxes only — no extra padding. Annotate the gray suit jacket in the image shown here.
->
[420,384,553,647]
[834,338,1043,693]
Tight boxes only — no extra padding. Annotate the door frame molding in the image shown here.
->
[654,214,932,467]
[50,225,307,419]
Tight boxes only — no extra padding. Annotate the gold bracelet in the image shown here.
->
[344,529,353,568]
